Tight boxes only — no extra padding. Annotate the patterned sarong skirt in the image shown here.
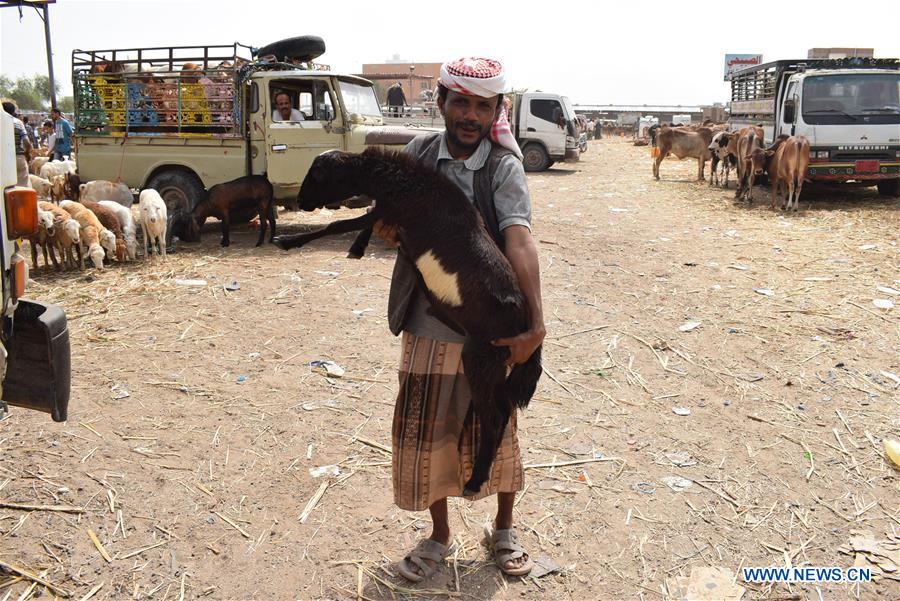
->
[392,332,524,511]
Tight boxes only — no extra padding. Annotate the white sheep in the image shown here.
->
[99,200,138,260]
[81,180,134,207]
[39,159,77,180]
[27,174,52,200]
[138,189,167,260]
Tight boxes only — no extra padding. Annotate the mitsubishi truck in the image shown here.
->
[72,37,424,213]
[729,57,900,196]
[0,111,71,422]
[509,92,586,172]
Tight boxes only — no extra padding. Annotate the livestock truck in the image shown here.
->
[0,111,71,422]
[72,37,426,214]
[509,92,586,171]
[728,57,900,196]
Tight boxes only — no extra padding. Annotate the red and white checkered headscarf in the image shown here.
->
[439,57,523,160]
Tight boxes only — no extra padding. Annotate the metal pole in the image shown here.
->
[42,3,57,108]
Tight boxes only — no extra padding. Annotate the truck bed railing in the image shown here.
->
[73,43,254,139]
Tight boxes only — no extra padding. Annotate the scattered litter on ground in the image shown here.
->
[661,476,694,492]
[665,566,745,600]
[873,298,894,310]
[753,288,774,296]
[309,465,341,478]
[679,321,701,332]
[530,557,562,579]
[224,280,241,291]
[672,407,691,416]
[110,383,129,400]
[309,360,345,377]
[174,279,207,287]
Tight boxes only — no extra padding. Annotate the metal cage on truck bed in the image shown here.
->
[72,43,254,139]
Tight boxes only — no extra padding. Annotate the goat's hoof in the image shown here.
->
[346,251,363,260]
[462,487,479,497]
[272,236,289,251]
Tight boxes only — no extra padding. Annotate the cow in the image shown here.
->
[735,126,766,202]
[708,131,737,187]
[767,135,810,211]
[652,127,714,181]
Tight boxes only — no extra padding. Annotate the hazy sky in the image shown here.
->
[2,0,899,106]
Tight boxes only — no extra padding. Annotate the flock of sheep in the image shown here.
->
[26,157,168,271]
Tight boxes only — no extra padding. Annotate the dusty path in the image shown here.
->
[2,138,898,600]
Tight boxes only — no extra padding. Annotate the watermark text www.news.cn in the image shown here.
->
[742,566,871,583]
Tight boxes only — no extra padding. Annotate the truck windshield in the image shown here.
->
[802,73,900,124]
[339,81,382,118]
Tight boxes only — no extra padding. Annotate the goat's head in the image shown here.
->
[297,150,358,211]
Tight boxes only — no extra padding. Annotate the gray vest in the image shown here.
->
[387,133,513,336]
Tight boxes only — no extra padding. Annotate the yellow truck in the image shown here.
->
[73,37,425,213]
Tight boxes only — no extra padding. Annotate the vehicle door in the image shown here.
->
[778,80,799,140]
[524,96,567,156]
[264,77,344,199]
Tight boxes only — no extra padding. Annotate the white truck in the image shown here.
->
[0,111,71,422]
[729,57,900,196]
[509,92,586,171]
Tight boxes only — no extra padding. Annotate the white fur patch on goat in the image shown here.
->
[415,250,463,307]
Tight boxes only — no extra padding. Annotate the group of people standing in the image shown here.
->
[2,98,73,186]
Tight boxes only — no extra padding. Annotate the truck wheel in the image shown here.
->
[522,144,551,172]
[876,179,900,197]
[257,36,325,63]
[146,170,205,216]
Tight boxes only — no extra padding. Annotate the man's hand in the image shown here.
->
[373,219,400,248]
[492,326,545,367]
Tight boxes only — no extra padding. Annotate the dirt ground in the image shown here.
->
[2,138,899,601]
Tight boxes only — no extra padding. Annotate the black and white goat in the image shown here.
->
[273,147,542,496]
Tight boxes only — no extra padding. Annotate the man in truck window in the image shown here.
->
[373,57,544,582]
[2,99,31,186]
[272,91,305,122]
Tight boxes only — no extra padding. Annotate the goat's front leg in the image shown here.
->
[347,227,373,259]
[255,203,269,247]
[272,212,378,251]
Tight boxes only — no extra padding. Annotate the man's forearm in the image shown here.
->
[504,228,544,333]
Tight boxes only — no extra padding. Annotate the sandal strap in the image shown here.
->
[405,539,450,563]
[491,528,527,559]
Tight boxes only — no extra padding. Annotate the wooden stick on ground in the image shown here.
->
[87,529,112,563]
[0,502,84,513]
[78,582,104,601]
[213,511,251,539]
[299,481,329,524]
[0,560,71,598]
[524,457,621,470]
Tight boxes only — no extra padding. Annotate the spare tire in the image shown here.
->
[257,36,326,63]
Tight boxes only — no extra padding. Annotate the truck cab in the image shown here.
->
[729,57,900,196]
[511,92,585,172]
[0,111,71,422]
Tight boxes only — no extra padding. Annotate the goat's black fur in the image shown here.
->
[273,147,542,495]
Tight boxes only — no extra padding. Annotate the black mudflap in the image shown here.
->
[3,299,71,422]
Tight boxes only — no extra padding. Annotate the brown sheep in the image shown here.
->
[81,199,127,262]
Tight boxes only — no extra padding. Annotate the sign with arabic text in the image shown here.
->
[724,54,763,80]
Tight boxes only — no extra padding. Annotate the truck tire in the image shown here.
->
[522,144,551,172]
[257,36,325,63]
[145,170,205,216]
[876,179,900,197]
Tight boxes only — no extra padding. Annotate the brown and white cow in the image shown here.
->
[767,135,810,211]
[735,126,766,202]
[653,127,714,181]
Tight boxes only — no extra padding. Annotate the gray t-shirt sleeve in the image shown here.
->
[493,154,532,232]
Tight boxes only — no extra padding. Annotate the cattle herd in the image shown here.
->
[649,122,811,211]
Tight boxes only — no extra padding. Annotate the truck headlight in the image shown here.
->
[895,150,900,158]
[815,150,829,159]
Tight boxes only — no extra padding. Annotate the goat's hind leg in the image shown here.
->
[461,341,511,497]
[273,212,378,251]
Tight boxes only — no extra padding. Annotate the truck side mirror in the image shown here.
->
[783,98,796,123]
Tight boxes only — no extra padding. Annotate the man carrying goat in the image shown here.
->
[374,57,545,581]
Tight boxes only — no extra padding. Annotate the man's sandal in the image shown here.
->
[397,538,452,582]
[483,523,534,577]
